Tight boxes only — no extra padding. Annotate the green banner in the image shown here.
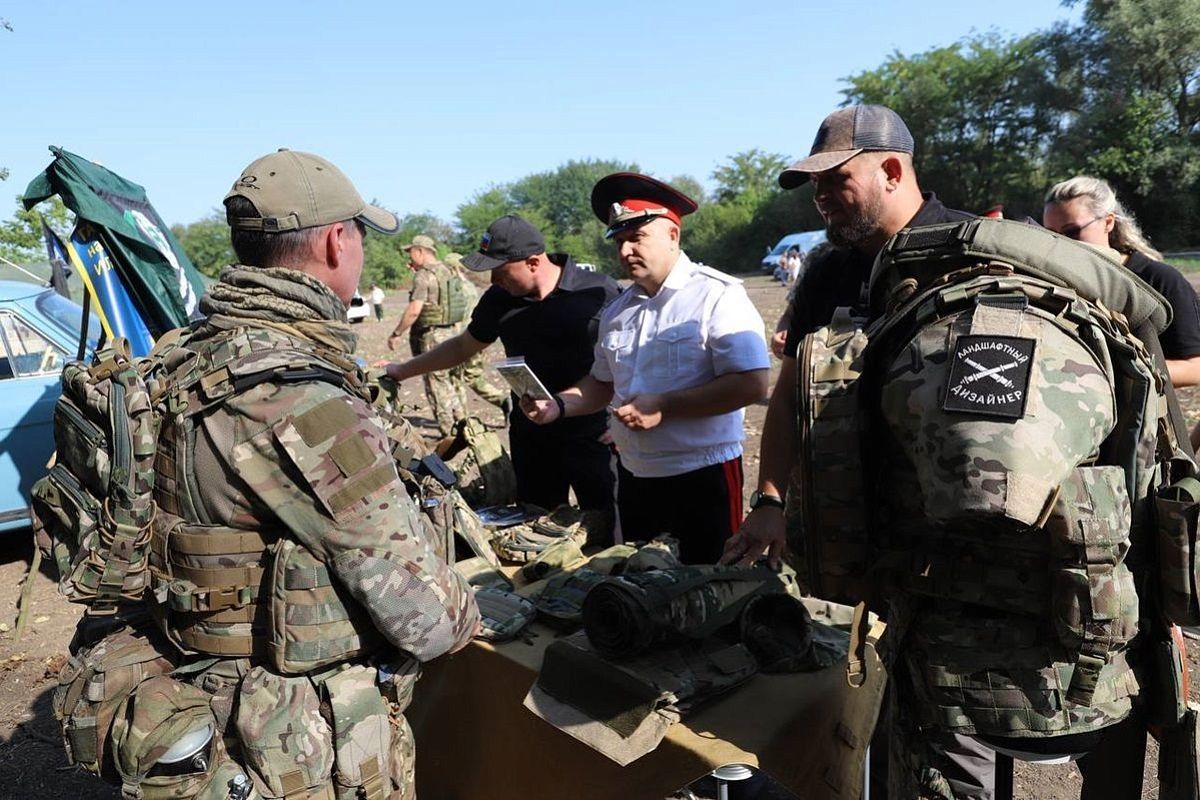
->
[23,146,205,336]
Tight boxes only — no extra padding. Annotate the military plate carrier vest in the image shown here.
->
[34,323,386,675]
[790,218,1200,740]
[415,262,468,328]
[147,323,387,673]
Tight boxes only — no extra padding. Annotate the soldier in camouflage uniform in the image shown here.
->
[444,252,510,418]
[118,150,479,799]
[387,234,466,437]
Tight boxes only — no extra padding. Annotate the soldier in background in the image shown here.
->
[387,234,467,436]
[445,251,511,421]
[93,150,478,798]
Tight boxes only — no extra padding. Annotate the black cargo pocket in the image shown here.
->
[1155,477,1200,625]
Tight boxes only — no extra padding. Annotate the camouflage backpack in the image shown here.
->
[416,262,468,327]
[793,218,1199,740]
[31,338,161,613]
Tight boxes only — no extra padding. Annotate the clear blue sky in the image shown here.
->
[0,1,1080,228]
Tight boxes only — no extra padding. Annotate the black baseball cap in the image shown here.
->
[777,105,915,189]
[462,215,547,272]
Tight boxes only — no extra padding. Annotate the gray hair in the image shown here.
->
[1044,176,1161,259]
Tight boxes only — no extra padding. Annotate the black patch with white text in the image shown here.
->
[942,335,1034,419]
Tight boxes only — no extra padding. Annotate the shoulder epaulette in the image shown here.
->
[695,264,742,286]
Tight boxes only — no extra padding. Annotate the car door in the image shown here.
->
[0,310,70,531]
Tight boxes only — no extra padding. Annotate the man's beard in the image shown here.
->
[825,189,885,249]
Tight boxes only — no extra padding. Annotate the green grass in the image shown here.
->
[1169,257,1200,273]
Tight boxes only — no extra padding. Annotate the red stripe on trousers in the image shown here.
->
[721,457,744,538]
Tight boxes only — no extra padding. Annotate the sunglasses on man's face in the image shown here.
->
[1057,215,1104,240]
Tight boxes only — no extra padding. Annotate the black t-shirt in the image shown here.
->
[1125,252,1200,359]
[784,193,972,357]
[468,252,620,410]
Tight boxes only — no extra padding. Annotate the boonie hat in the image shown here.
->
[778,105,914,189]
[590,173,698,239]
[463,215,546,272]
[225,149,399,233]
[402,234,438,253]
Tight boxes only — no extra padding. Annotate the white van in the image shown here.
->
[761,230,827,274]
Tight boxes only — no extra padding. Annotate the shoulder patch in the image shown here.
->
[695,264,742,285]
[942,335,1035,419]
[273,393,398,518]
[294,397,358,446]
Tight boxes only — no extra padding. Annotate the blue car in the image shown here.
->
[0,280,98,532]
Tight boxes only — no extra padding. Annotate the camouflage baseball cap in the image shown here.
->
[225,149,399,233]
[402,234,437,253]
[778,105,914,189]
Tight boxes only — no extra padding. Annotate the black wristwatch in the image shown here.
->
[748,490,785,512]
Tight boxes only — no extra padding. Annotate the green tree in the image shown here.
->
[1048,0,1200,247]
[454,158,638,274]
[844,32,1064,218]
[668,174,706,204]
[172,212,234,279]
[0,194,72,263]
[710,149,790,202]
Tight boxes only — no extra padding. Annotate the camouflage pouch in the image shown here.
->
[790,308,871,605]
[442,416,517,507]
[267,539,383,675]
[474,586,537,642]
[518,539,585,583]
[54,625,177,780]
[491,523,566,563]
[111,674,247,800]
[624,536,681,573]
[1047,465,1139,706]
[1155,476,1200,626]
[234,667,335,798]
[535,568,611,629]
[320,665,393,800]
[492,504,603,563]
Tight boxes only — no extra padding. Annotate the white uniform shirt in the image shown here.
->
[591,251,769,478]
[370,286,386,305]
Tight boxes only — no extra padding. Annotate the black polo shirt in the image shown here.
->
[1126,252,1200,359]
[785,193,972,357]
[468,253,620,395]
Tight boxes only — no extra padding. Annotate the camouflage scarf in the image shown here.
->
[200,265,357,354]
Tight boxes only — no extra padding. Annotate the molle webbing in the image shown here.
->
[31,339,160,612]
[789,309,870,605]
[150,521,276,658]
[155,326,368,420]
[416,265,467,327]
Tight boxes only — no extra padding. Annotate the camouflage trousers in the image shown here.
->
[454,352,507,409]
[412,326,465,437]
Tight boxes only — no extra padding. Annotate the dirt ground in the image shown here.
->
[0,274,1197,799]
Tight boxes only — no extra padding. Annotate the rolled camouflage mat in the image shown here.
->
[581,565,790,658]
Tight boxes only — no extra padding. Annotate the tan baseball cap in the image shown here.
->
[402,234,438,252]
[778,105,915,189]
[225,149,399,233]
